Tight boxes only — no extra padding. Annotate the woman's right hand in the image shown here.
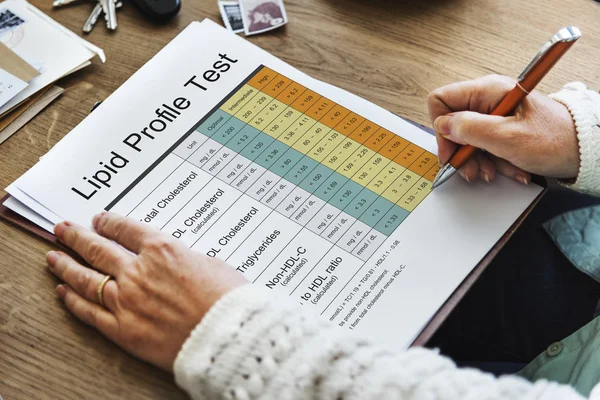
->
[428,75,580,184]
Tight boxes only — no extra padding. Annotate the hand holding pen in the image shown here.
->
[431,27,581,188]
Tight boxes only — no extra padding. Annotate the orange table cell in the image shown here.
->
[321,104,350,129]
[290,89,320,113]
[333,112,364,136]
[306,97,336,120]
[394,143,425,168]
[364,127,392,152]
[262,74,293,98]
[408,151,438,175]
[349,120,379,144]
[424,163,441,182]
[276,81,307,105]
[247,67,278,90]
[379,132,410,160]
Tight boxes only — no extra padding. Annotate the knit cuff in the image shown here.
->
[173,284,271,399]
[549,82,600,195]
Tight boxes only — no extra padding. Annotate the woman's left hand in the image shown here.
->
[47,212,247,372]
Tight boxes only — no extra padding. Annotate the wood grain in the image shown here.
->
[1,0,599,398]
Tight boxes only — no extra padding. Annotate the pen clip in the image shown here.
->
[518,26,581,82]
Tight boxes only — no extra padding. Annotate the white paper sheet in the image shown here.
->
[6,20,543,349]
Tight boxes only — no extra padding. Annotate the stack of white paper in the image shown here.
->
[0,0,104,139]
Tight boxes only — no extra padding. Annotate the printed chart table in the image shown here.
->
[111,65,439,315]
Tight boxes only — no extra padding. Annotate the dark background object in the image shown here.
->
[131,0,181,21]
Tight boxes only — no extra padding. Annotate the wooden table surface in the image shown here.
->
[1,0,599,398]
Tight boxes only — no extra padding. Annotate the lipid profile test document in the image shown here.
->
[5,20,543,348]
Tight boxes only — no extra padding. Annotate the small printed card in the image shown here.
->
[218,1,244,33]
[239,0,287,35]
[0,67,28,108]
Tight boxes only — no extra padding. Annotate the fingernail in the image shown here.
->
[53,221,72,237]
[46,251,58,266]
[483,173,491,183]
[434,115,452,135]
[54,223,65,237]
[93,211,108,231]
[56,284,67,299]
[465,173,471,183]
[516,174,529,185]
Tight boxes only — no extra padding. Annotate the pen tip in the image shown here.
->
[431,163,457,189]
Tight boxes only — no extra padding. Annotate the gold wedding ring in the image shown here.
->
[97,275,112,307]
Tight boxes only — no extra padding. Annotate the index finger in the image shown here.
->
[93,212,160,254]
[54,221,133,277]
[428,75,515,125]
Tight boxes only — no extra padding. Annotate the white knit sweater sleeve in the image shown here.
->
[549,82,600,195]
[174,284,586,400]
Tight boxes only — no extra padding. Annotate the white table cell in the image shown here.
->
[232,163,267,192]
[216,154,252,185]
[201,147,235,176]
[172,131,209,159]
[112,154,184,217]
[187,138,222,169]
[247,170,279,201]
[352,229,388,261]
[305,203,339,236]
[291,195,326,226]
[294,246,363,313]
[161,180,241,247]
[337,220,371,253]
[192,195,270,260]
[261,178,295,209]
[226,212,302,282]
[128,163,210,229]
[276,186,311,217]
[253,229,331,296]
[321,211,356,244]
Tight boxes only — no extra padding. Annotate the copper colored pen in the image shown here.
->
[432,26,582,189]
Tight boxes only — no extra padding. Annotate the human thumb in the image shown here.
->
[434,111,517,158]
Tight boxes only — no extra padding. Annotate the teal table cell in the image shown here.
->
[271,148,305,178]
[197,109,232,137]
[284,155,319,185]
[228,125,262,153]
[343,187,380,220]
[211,116,246,146]
[310,170,347,202]
[299,163,336,194]
[358,196,395,228]
[374,205,409,236]
[240,132,274,161]
[255,140,289,170]
[329,179,364,211]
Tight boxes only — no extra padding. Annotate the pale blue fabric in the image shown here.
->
[544,206,600,282]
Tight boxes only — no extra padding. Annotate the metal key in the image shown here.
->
[83,1,122,33]
[99,0,118,30]
[82,3,102,33]
[53,0,84,7]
